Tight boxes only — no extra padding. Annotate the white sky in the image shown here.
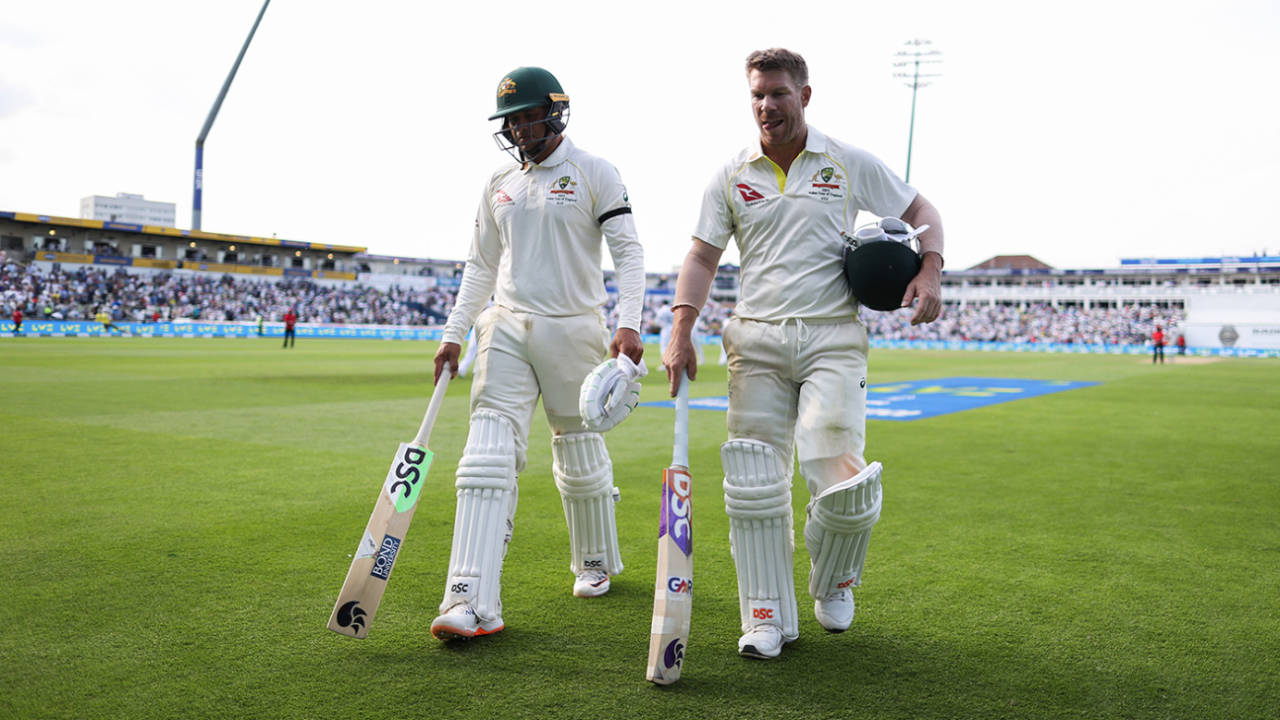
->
[2,0,1277,272]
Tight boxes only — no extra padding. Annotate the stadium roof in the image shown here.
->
[0,210,365,254]
[968,255,1054,271]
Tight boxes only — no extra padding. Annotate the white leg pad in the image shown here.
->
[552,432,623,575]
[722,439,798,641]
[440,411,517,622]
[805,462,882,598]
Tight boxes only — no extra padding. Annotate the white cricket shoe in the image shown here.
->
[814,587,856,632]
[738,625,791,660]
[573,569,611,597]
[430,603,504,641]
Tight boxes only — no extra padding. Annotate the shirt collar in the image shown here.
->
[743,124,827,162]
[528,135,573,169]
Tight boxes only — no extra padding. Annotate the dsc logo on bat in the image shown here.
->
[659,468,692,557]
[383,443,435,513]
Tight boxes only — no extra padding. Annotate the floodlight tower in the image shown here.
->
[192,0,271,230]
[893,39,942,184]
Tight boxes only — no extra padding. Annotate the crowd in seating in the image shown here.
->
[3,261,1183,343]
[862,303,1184,345]
[1,263,455,326]
[622,296,735,336]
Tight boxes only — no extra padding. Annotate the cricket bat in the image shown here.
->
[327,370,452,639]
[646,371,692,684]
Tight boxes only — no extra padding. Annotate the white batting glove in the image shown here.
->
[578,354,648,433]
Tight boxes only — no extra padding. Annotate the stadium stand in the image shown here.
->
[0,262,453,326]
[4,207,1279,353]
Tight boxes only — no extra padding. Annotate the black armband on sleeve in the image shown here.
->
[597,206,632,224]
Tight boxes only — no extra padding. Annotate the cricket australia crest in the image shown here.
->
[807,166,845,201]
[547,175,579,205]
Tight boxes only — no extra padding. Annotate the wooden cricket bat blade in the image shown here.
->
[327,373,451,638]
[646,372,691,683]
[645,467,693,684]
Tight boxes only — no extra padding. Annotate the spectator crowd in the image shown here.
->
[861,303,1184,346]
[3,261,1183,343]
[1,262,455,326]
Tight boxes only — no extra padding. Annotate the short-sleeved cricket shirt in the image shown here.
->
[694,125,917,322]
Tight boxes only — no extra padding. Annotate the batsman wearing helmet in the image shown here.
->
[429,67,646,642]
[663,48,944,659]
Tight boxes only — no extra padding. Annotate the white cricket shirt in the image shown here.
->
[693,125,917,322]
[443,136,645,345]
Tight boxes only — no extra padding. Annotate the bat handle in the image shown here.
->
[412,365,453,447]
[672,371,689,469]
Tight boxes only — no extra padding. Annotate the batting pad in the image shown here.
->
[805,462,882,599]
[552,432,623,575]
[722,439,798,640]
[442,411,517,622]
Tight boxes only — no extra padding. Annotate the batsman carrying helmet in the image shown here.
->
[430,67,646,641]
[663,48,945,659]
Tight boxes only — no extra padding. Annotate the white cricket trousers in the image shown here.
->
[469,305,610,472]
[721,316,871,495]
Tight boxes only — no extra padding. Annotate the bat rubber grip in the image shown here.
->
[673,371,689,469]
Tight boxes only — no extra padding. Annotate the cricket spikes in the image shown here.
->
[573,569,611,598]
[430,603,504,642]
[738,623,791,660]
[813,588,855,632]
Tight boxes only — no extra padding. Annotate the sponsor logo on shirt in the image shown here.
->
[736,183,766,203]
[495,189,514,204]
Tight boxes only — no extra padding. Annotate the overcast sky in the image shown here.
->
[2,0,1277,272]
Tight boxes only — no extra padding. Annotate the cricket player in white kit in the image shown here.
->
[663,48,945,659]
[430,66,646,641]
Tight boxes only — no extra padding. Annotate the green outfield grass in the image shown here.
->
[1,338,1277,719]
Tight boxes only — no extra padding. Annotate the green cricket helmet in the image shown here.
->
[490,66,570,160]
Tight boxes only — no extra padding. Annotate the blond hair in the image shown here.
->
[745,48,809,87]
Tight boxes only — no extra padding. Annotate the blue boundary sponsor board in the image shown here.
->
[2,323,1277,357]
[641,377,1098,421]
[870,338,1280,358]
[0,320,445,340]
